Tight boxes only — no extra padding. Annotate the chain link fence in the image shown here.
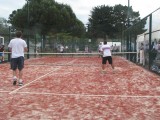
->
[1,8,160,75]
[122,8,160,74]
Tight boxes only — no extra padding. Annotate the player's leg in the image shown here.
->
[11,58,18,85]
[2,52,4,61]
[18,57,24,86]
[101,57,107,73]
[18,70,23,86]
[12,70,17,85]
[108,56,115,73]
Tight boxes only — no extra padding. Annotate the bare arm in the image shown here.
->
[24,47,28,52]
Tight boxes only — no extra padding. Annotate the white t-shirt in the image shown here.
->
[8,38,27,58]
[60,46,64,52]
[101,44,112,57]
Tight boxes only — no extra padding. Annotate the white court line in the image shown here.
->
[0,91,11,93]
[9,59,77,95]
[9,68,60,94]
[27,64,99,67]
[13,92,160,98]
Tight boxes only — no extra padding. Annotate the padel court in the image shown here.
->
[0,56,160,119]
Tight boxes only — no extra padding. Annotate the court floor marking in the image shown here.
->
[12,91,160,98]
[26,64,100,67]
[0,91,12,93]
[9,59,77,95]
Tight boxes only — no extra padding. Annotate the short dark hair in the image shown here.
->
[16,31,22,38]
[104,41,107,44]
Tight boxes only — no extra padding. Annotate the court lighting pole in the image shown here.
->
[127,0,130,28]
[121,22,124,52]
[8,26,11,61]
[127,0,130,59]
[26,0,30,59]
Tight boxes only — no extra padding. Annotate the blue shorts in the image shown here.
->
[11,56,24,70]
[0,52,2,56]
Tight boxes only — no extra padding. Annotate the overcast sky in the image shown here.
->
[0,0,160,24]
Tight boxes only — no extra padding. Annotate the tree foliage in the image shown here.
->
[0,17,9,34]
[88,4,142,39]
[8,0,85,37]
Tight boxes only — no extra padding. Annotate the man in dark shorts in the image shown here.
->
[101,41,115,73]
[0,45,5,62]
[8,31,28,86]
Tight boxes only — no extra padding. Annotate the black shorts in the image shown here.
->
[10,56,24,71]
[102,56,112,64]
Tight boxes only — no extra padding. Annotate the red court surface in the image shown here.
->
[0,56,160,120]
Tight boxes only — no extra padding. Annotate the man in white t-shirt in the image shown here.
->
[8,31,28,86]
[101,41,115,73]
[60,45,64,53]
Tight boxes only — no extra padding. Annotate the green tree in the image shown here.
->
[8,0,85,37]
[0,17,9,34]
[88,4,142,39]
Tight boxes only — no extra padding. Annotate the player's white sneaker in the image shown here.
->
[18,79,23,86]
[18,82,23,86]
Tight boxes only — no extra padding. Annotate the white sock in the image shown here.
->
[13,76,17,80]
[19,79,23,83]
